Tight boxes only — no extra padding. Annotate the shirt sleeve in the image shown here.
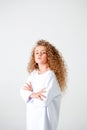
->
[20,76,33,103]
[44,73,61,106]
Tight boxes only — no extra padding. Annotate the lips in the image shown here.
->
[37,57,41,59]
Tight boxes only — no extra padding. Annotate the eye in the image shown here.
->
[41,51,46,54]
[35,52,39,55]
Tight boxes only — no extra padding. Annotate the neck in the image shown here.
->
[38,64,50,74]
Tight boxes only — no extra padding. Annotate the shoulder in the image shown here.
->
[47,70,61,93]
[47,70,57,79]
[45,70,58,84]
[48,70,60,87]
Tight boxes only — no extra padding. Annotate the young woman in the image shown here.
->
[20,39,67,130]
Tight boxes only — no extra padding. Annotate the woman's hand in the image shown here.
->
[30,88,46,100]
[23,82,33,92]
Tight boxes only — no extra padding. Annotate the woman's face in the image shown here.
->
[34,45,48,65]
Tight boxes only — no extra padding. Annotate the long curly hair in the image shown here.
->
[27,39,67,91]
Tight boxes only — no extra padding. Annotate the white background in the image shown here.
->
[0,0,87,130]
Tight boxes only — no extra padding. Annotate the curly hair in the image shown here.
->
[27,39,67,91]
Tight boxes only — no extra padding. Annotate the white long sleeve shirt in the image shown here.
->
[20,70,61,130]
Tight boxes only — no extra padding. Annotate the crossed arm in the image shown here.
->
[23,82,46,100]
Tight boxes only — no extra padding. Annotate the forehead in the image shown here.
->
[35,45,46,51]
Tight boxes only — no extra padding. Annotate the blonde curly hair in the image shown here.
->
[27,39,67,91]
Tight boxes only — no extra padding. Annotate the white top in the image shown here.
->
[20,69,61,130]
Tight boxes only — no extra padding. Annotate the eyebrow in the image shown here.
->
[35,50,46,52]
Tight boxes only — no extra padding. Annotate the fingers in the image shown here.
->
[23,86,31,90]
[38,95,44,100]
[37,88,46,100]
[30,91,46,100]
[37,94,45,100]
[36,91,46,100]
[25,82,32,88]
[40,95,46,100]
[39,88,46,93]
[23,82,33,91]
[23,84,33,91]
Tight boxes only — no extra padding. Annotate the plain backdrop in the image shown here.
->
[0,0,87,130]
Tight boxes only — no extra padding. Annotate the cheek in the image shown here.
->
[43,55,48,62]
[34,54,37,61]
[34,55,37,61]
